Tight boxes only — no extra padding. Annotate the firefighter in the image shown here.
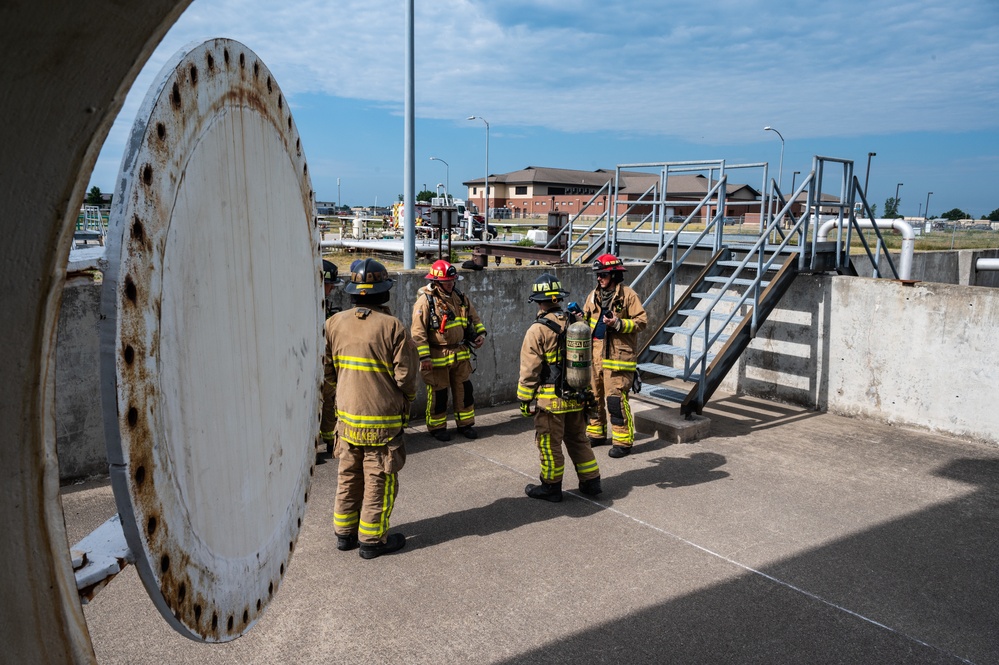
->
[411,259,487,442]
[324,258,419,559]
[319,259,344,456]
[518,273,601,502]
[582,254,648,458]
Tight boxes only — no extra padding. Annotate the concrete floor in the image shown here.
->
[63,395,999,664]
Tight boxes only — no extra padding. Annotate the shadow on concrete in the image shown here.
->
[493,455,999,664]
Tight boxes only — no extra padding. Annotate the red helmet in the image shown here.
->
[593,253,626,273]
[425,259,461,281]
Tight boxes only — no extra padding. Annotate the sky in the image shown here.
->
[90,0,999,219]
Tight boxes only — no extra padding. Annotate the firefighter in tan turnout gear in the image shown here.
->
[582,254,648,458]
[319,259,344,456]
[411,259,487,442]
[323,258,418,559]
[518,273,601,502]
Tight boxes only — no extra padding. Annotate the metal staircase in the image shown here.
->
[549,155,903,416]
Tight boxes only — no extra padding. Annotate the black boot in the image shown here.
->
[359,533,406,559]
[588,437,608,447]
[525,481,563,503]
[458,425,478,439]
[579,477,603,496]
[430,429,451,442]
[608,445,631,458]
[336,533,359,551]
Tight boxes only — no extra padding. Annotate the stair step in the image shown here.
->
[637,383,689,404]
[703,276,770,287]
[718,260,781,271]
[692,292,745,304]
[662,326,730,343]
[638,363,702,382]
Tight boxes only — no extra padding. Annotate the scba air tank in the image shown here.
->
[565,321,592,390]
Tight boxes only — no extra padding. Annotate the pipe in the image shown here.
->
[976,258,999,271]
[817,218,914,280]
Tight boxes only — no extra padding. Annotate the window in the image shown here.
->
[548,186,565,195]
[515,186,527,195]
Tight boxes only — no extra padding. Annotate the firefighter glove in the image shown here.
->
[519,400,533,418]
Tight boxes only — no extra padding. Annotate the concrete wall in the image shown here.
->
[57,252,999,482]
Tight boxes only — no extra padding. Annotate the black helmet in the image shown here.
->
[344,257,394,295]
[529,273,569,303]
[322,259,343,285]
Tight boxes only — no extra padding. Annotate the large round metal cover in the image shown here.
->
[100,38,321,642]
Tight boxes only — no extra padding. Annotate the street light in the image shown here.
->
[468,116,489,229]
[895,182,903,217]
[864,152,876,200]
[924,191,933,224]
[763,126,785,192]
[791,170,800,193]
[429,156,449,198]
[337,177,341,211]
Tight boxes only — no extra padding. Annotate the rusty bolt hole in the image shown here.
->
[280,563,285,576]
[189,65,198,85]
[212,612,218,631]
[124,344,134,365]
[142,163,153,186]
[171,82,181,107]
[131,216,145,241]
[124,275,137,303]
[147,515,156,535]
[207,53,215,70]
[134,465,145,485]
[288,540,293,554]
[287,116,292,131]
[303,163,308,176]
[178,582,186,603]
[304,491,309,504]
[156,123,165,140]
[268,582,273,597]
[239,53,245,68]
[160,554,170,573]
[278,95,283,110]
[253,62,259,78]
[227,615,234,632]
[127,406,139,428]
[256,599,261,612]
[194,604,202,622]
[266,76,272,93]
[242,609,249,625]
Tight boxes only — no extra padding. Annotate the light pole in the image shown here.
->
[429,156,449,198]
[337,177,341,211]
[468,116,489,230]
[864,152,876,200]
[924,191,933,227]
[895,182,903,217]
[791,170,800,193]
[763,126,785,192]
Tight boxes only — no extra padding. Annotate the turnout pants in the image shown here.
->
[333,434,406,545]
[534,408,600,485]
[422,358,474,431]
[587,349,636,448]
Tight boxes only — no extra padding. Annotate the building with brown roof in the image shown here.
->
[463,166,762,221]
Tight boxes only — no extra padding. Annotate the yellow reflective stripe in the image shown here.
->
[333,511,359,528]
[336,411,405,427]
[425,385,447,426]
[320,430,336,441]
[517,384,536,400]
[544,350,558,363]
[575,459,599,475]
[334,355,392,373]
[455,348,472,362]
[537,386,558,398]
[474,323,486,333]
[456,408,474,421]
[603,359,637,371]
[587,424,606,437]
[417,344,431,356]
[620,319,636,333]
[538,433,564,481]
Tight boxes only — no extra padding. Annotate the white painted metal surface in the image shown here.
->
[100,38,321,642]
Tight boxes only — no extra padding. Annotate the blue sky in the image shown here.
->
[90,0,999,218]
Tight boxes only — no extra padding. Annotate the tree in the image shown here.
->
[868,203,878,218]
[416,189,434,203]
[883,197,899,218]
[987,208,999,222]
[86,186,103,206]
[941,208,969,221]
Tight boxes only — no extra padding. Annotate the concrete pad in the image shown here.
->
[631,398,711,443]
[64,398,999,663]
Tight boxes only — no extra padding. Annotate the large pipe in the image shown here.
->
[976,258,999,271]
[817,218,914,280]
